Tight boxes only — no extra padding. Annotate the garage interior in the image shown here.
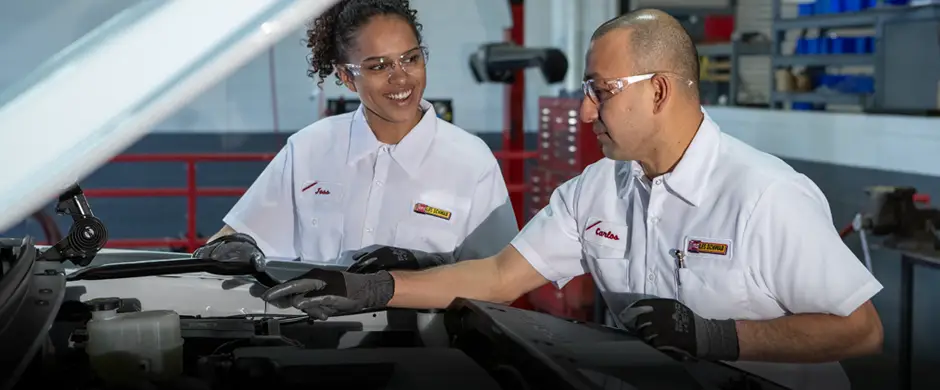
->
[2,0,939,389]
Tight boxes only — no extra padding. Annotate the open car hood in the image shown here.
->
[0,0,339,233]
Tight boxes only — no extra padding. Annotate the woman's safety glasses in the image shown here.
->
[340,46,430,79]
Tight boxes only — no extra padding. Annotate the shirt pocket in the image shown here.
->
[581,220,630,293]
[677,236,749,320]
[296,181,345,263]
[392,194,467,256]
[393,218,459,257]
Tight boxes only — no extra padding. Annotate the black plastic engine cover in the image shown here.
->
[443,298,790,390]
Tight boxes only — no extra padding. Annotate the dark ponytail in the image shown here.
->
[305,0,423,87]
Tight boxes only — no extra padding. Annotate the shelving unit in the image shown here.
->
[769,0,940,110]
[697,40,772,105]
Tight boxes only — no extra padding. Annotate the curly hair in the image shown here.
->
[305,0,423,87]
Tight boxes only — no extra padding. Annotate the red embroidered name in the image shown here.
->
[595,228,620,241]
[315,188,330,195]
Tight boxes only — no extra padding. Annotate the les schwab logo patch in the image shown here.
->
[414,203,452,220]
[687,239,728,255]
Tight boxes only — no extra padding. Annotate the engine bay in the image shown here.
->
[0,185,793,390]
[6,291,791,390]
[17,300,503,390]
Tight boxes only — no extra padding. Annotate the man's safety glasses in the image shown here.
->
[582,73,694,105]
[339,46,430,79]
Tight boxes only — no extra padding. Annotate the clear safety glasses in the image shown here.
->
[582,73,694,105]
[339,46,430,79]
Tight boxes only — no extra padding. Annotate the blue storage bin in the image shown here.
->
[884,0,910,5]
[819,74,875,93]
[844,0,864,11]
[804,38,818,54]
[841,75,875,93]
[819,74,843,88]
[858,36,874,53]
[817,37,830,54]
[799,1,816,15]
[797,38,823,54]
[816,0,845,13]
[829,37,859,53]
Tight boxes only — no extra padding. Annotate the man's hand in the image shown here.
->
[193,233,264,267]
[346,246,423,273]
[261,268,394,320]
[619,298,739,362]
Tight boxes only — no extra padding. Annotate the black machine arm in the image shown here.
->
[37,184,108,266]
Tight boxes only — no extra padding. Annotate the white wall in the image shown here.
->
[707,107,940,177]
[524,0,619,132]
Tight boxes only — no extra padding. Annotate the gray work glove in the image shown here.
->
[220,276,291,308]
[192,233,264,267]
[345,245,439,274]
[260,268,394,320]
[619,298,739,362]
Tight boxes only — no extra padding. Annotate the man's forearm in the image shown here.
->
[736,307,883,362]
[387,257,509,310]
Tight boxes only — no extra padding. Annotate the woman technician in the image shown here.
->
[195,0,518,271]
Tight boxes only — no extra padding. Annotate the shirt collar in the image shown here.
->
[345,99,438,177]
[663,110,721,206]
[619,109,721,207]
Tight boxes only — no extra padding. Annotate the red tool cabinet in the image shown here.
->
[522,97,605,322]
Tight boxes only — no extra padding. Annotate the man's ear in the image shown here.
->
[335,67,358,93]
[651,74,670,114]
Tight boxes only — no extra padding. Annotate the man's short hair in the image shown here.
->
[592,9,700,95]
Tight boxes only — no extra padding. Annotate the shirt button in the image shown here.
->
[375,180,384,186]
[648,273,655,281]
[653,178,663,185]
[365,228,373,233]
[311,218,318,226]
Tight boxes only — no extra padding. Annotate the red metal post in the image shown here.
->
[186,160,198,252]
[504,1,526,228]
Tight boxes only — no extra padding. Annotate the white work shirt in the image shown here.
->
[224,99,518,266]
[511,111,882,390]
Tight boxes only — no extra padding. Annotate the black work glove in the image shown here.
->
[192,233,265,266]
[260,268,394,320]
[345,245,424,274]
[618,298,739,362]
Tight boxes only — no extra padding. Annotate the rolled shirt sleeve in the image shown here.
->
[223,139,299,260]
[511,174,589,286]
[743,176,883,317]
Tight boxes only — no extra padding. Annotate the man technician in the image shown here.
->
[257,9,884,390]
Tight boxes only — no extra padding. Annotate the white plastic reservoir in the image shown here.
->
[84,297,184,385]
